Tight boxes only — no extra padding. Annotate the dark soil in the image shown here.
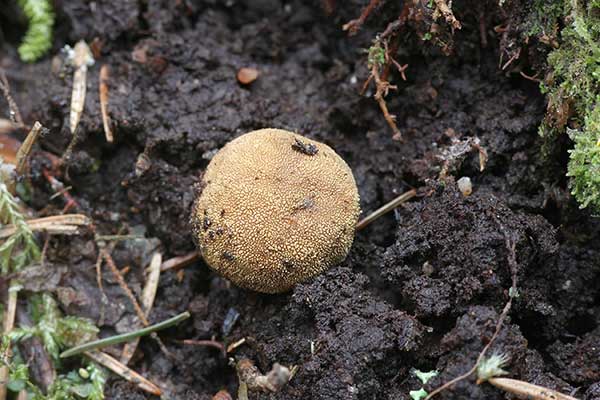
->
[1,1,599,399]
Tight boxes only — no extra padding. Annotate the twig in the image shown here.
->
[356,189,417,231]
[486,378,579,400]
[83,351,162,396]
[100,248,149,325]
[121,252,162,365]
[0,214,91,238]
[60,311,190,358]
[371,64,401,140]
[0,283,20,400]
[181,339,227,358]
[42,169,80,212]
[160,251,201,272]
[227,337,247,354]
[15,121,43,176]
[424,226,518,399]
[342,0,383,35]
[0,69,24,127]
[94,234,144,242]
[99,65,113,143]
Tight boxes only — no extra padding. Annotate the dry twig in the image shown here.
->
[160,251,201,272]
[0,284,19,400]
[0,214,91,239]
[342,0,383,35]
[486,377,579,400]
[181,339,227,358]
[0,69,24,127]
[84,351,162,396]
[15,122,43,176]
[99,65,113,143]
[120,252,162,365]
[356,189,417,230]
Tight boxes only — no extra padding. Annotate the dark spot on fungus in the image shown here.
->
[203,213,211,230]
[222,251,235,261]
[292,138,318,156]
[216,227,224,235]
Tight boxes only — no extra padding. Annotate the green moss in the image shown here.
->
[541,1,600,210]
[17,0,55,63]
[567,108,600,209]
[523,0,566,38]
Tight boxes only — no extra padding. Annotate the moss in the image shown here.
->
[522,0,566,38]
[540,0,600,210]
[567,108,600,209]
[17,0,55,63]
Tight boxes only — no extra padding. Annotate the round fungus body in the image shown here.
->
[191,128,360,293]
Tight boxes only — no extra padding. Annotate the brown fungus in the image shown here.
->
[191,128,360,293]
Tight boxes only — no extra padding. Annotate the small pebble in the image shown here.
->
[237,67,259,85]
[457,176,472,196]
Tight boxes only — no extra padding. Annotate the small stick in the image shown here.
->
[95,251,108,326]
[94,234,144,242]
[0,214,91,238]
[181,339,226,358]
[0,283,20,400]
[121,252,162,365]
[60,311,190,358]
[83,351,162,396]
[227,337,247,354]
[342,0,382,35]
[371,64,401,139]
[99,65,113,143]
[42,169,80,212]
[160,251,201,272]
[0,69,24,127]
[100,248,149,326]
[356,189,416,231]
[487,378,579,400]
[15,121,43,176]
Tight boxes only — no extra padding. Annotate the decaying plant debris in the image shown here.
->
[0,0,599,399]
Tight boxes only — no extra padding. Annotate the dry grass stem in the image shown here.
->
[84,351,162,396]
[121,252,162,365]
[356,189,417,231]
[488,378,579,400]
[0,214,91,239]
[99,65,113,143]
[15,121,43,176]
[160,251,201,272]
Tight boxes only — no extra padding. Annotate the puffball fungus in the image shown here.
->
[191,128,360,293]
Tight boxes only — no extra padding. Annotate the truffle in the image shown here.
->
[191,128,360,293]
